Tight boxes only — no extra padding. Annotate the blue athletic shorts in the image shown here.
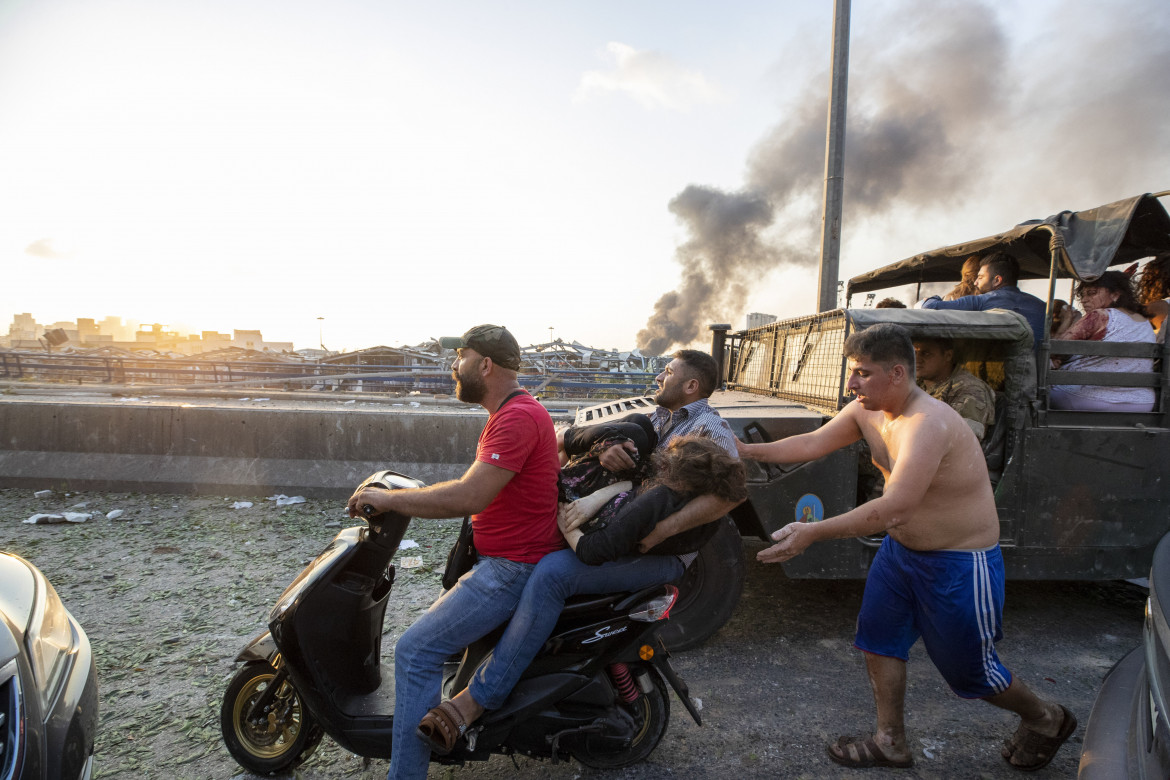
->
[855,536,1012,699]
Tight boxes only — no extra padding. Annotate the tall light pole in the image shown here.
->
[817,0,851,313]
[317,317,325,351]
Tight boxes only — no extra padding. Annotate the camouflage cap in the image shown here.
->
[439,324,522,371]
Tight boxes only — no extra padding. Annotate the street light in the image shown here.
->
[317,317,325,352]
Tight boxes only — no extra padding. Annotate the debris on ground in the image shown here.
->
[24,512,92,524]
[267,495,306,506]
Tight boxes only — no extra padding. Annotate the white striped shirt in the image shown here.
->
[649,398,739,458]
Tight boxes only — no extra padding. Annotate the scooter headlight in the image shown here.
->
[25,573,76,710]
[629,585,678,623]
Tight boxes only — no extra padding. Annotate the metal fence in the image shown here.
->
[723,310,850,414]
[0,352,657,400]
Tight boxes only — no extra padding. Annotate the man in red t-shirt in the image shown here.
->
[347,324,560,780]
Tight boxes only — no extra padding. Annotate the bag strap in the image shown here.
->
[497,389,527,411]
[481,389,527,436]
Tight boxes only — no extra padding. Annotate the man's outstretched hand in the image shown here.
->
[757,522,814,564]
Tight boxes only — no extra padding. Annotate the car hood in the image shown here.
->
[0,552,36,635]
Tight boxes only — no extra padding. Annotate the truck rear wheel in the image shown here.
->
[658,517,744,651]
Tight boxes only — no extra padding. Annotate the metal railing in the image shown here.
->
[0,352,657,400]
[722,310,850,414]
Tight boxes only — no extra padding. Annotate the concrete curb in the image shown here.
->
[0,397,556,497]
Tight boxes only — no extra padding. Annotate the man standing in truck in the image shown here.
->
[737,323,1075,771]
[920,253,1047,348]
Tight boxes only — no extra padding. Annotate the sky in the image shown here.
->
[2,0,1168,354]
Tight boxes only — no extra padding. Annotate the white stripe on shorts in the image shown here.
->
[974,550,1009,693]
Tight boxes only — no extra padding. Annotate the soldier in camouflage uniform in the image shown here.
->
[913,338,996,441]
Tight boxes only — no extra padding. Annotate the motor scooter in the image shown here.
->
[220,470,702,775]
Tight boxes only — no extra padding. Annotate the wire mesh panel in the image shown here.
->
[724,310,849,414]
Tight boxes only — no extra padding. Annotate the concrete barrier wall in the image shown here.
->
[0,401,494,497]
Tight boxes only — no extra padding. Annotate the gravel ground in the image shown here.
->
[1,487,1145,779]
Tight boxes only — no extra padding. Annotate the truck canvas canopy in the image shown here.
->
[846,192,1170,298]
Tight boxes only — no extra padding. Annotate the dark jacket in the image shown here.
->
[575,484,716,565]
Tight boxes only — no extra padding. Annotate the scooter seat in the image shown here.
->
[560,592,627,617]
[560,584,666,618]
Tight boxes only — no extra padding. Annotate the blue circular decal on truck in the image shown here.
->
[795,494,824,523]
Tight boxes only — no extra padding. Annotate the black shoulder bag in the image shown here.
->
[441,516,476,590]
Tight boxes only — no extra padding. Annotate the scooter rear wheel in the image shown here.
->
[572,665,670,769]
[221,661,324,775]
[658,516,745,651]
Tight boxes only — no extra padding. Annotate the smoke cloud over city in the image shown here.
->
[637,0,1170,355]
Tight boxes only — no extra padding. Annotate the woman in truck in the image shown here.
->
[1137,253,1170,341]
[1050,270,1156,412]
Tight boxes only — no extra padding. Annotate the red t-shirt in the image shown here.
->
[472,391,563,563]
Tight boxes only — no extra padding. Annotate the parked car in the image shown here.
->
[1079,532,1170,778]
[0,552,98,779]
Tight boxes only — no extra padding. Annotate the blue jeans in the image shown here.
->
[467,549,684,710]
[387,556,534,780]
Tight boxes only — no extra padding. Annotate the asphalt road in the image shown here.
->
[1,489,1143,779]
[415,543,1142,780]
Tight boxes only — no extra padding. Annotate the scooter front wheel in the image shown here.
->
[221,661,324,775]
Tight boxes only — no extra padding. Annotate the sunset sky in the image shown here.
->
[2,0,1168,353]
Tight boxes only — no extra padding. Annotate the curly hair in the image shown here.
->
[943,255,982,300]
[1074,270,1148,317]
[1137,254,1170,305]
[649,435,747,503]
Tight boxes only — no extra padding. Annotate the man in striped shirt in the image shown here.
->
[598,349,740,553]
[737,324,1075,772]
[423,349,742,740]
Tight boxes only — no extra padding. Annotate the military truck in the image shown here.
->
[580,192,1170,650]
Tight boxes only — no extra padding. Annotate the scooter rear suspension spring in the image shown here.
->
[608,662,639,703]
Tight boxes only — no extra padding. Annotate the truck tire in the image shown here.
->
[658,517,744,652]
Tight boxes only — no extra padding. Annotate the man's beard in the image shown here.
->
[653,384,681,410]
[455,371,486,404]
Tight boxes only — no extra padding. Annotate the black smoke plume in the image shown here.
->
[637,0,1170,355]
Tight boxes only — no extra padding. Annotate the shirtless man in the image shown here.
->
[737,323,1075,772]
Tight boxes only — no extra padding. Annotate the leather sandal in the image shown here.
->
[1001,705,1077,771]
[827,735,914,769]
[417,700,467,755]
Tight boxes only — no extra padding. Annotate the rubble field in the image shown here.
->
[0,487,1145,779]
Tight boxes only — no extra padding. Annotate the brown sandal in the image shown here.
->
[417,700,467,755]
[827,735,913,768]
[1001,705,1077,771]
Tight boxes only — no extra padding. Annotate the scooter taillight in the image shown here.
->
[628,584,678,622]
